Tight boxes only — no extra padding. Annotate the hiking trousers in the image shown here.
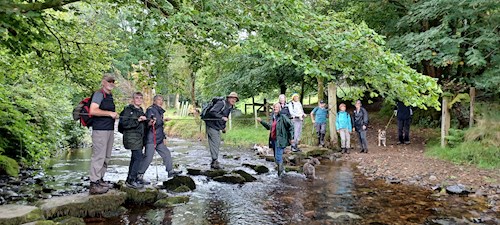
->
[139,143,173,174]
[90,130,114,182]
[206,126,221,161]
[127,149,143,182]
[397,118,411,143]
[356,129,368,151]
[292,118,303,147]
[339,129,351,149]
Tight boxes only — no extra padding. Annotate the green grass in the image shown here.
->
[426,142,500,169]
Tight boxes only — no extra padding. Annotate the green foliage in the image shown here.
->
[426,142,500,169]
[445,128,465,148]
[0,155,20,177]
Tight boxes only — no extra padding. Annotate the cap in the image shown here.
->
[319,100,325,104]
[291,93,300,99]
[227,92,239,102]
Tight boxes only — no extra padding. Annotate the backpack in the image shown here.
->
[118,109,125,134]
[200,97,226,120]
[72,90,105,127]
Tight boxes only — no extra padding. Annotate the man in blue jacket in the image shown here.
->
[138,95,181,184]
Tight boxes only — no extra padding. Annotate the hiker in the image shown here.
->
[353,100,369,153]
[395,101,413,145]
[257,102,294,176]
[336,103,352,154]
[137,95,181,183]
[310,100,329,147]
[204,92,238,169]
[88,74,117,195]
[288,93,306,152]
[120,92,150,189]
[278,94,291,118]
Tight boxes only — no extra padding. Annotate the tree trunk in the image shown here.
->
[300,79,305,104]
[280,83,287,95]
[190,71,196,107]
[175,93,180,110]
[328,82,338,148]
[317,77,324,102]
[441,97,450,147]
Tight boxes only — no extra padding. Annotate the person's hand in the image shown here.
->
[256,117,262,122]
[312,120,315,124]
[353,128,356,132]
[394,110,397,116]
[362,125,366,130]
[149,119,156,126]
[164,117,171,122]
[138,116,147,121]
[109,112,118,119]
[337,130,340,133]
[222,117,228,122]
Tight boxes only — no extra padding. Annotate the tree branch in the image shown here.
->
[1,0,81,13]
[142,0,171,17]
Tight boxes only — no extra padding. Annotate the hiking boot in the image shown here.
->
[98,179,111,188]
[168,170,182,178]
[136,174,151,185]
[291,146,302,152]
[341,148,345,154]
[346,148,350,154]
[277,163,284,177]
[404,141,411,145]
[89,182,108,195]
[211,160,224,170]
[126,180,144,189]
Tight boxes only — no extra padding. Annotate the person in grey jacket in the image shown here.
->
[137,95,181,184]
[353,100,369,153]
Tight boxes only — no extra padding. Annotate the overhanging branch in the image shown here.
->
[1,0,81,13]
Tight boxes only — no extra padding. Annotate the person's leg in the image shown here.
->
[356,130,363,152]
[360,130,368,152]
[345,129,351,149]
[397,119,404,144]
[99,130,114,180]
[275,146,284,176]
[155,143,173,172]
[320,123,326,146]
[128,149,143,181]
[90,130,107,183]
[138,143,155,174]
[314,123,321,145]
[339,129,346,149]
[206,126,221,161]
[404,119,411,143]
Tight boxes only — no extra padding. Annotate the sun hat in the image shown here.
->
[227,92,239,102]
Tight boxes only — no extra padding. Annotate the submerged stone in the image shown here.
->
[53,216,85,225]
[213,175,246,184]
[326,212,362,219]
[242,164,269,174]
[172,185,192,193]
[37,190,126,219]
[233,170,257,182]
[0,204,43,225]
[203,169,228,178]
[163,176,196,192]
[153,196,190,207]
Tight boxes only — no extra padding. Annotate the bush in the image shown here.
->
[0,154,20,177]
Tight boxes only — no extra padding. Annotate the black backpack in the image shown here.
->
[117,109,126,134]
[200,97,225,120]
[72,90,105,127]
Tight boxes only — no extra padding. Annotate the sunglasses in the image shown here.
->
[107,80,115,84]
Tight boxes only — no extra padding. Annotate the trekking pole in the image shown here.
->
[152,122,159,183]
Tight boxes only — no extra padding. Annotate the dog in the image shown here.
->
[303,157,320,179]
[252,144,273,156]
[378,129,387,147]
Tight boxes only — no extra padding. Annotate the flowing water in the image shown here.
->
[42,132,495,225]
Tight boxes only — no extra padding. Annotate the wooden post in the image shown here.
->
[328,82,338,148]
[469,87,475,128]
[441,97,450,147]
[254,105,258,128]
[228,112,232,130]
[175,93,180,110]
[264,98,269,119]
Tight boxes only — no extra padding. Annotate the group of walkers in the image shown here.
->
[86,74,413,192]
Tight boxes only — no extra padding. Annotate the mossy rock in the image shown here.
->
[259,155,275,162]
[52,216,85,225]
[233,170,257,182]
[0,205,43,225]
[172,185,192,193]
[187,168,202,176]
[22,221,56,225]
[38,190,126,219]
[120,185,159,204]
[213,174,246,184]
[242,163,269,174]
[101,206,128,218]
[153,196,190,207]
[202,169,227,178]
[285,166,302,173]
[163,176,196,192]
[305,148,331,158]
[0,155,19,177]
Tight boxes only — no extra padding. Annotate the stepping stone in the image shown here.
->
[242,164,269,174]
[213,175,246,184]
[0,204,43,225]
[163,176,196,192]
[233,170,257,182]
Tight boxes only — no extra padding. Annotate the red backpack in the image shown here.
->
[72,90,106,127]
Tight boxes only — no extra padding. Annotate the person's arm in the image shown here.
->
[207,101,226,119]
[121,107,140,129]
[146,107,163,129]
[362,108,369,128]
[310,107,317,123]
[89,92,117,118]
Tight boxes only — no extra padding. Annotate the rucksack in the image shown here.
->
[72,90,105,127]
[118,109,125,134]
[200,97,225,120]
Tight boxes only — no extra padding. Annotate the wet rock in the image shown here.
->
[259,155,275,162]
[431,185,442,192]
[53,216,85,225]
[242,164,269,174]
[285,166,301,173]
[233,170,257,182]
[144,209,166,224]
[203,169,227,178]
[163,176,196,192]
[101,206,127,218]
[172,185,192,193]
[429,217,472,225]
[0,205,43,225]
[305,148,330,158]
[38,190,127,219]
[304,210,316,219]
[446,184,469,195]
[326,212,362,219]
[213,174,246,184]
[385,177,401,184]
[187,168,202,176]
[429,175,437,181]
[154,196,190,207]
[120,185,161,204]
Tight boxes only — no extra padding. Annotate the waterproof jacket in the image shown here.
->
[353,107,369,130]
[204,99,233,131]
[395,101,412,120]
[336,111,352,131]
[279,103,291,118]
[260,112,294,149]
[146,104,166,145]
[121,104,147,150]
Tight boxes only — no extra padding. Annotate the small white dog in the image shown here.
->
[378,129,387,147]
[252,144,273,156]
[303,158,320,179]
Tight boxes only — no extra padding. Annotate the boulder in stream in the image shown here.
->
[163,176,196,192]
[120,185,162,204]
[37,190,126,219]
[233,170,257,182]
[0,204,43,225]
[242,163,269,174]
[213,174,246,184]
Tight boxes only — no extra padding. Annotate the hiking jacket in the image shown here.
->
[288,101,305,119]
[353,107,369,130]
[146,104,166,145]
[121,104,147,150]
[279,103,291,118]
[395,101,413,120]
[205,99,233,131]
[260,112,294,149]
[91,90,115,130]
[336,111,352,131]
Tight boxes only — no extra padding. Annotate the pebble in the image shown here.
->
[429,175,437,181]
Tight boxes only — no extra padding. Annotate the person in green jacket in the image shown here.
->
[119,92,151,189]
[257,102,294,176]
[336,103,353,154]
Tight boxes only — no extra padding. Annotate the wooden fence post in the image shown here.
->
[441,97,450,148]
[328,82,338,148]
[469,87,475,128]
[229,112,232,130]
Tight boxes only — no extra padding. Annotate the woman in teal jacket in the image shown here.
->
[336,103,352,154]
[257,102,294,176]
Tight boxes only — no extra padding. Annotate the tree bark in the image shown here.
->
[328,82,338,148]
[441,97,450,148]
[317,77,324,102]
[2,0,81,13]
[190,71,196,108]
[175,93,180,110]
